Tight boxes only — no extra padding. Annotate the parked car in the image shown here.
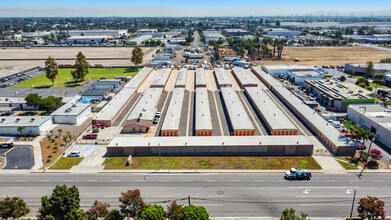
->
[68,151,81,157]
[83,134,98,139]
[0,142,14,148]
[155,111,161,117]
[153,117,159,124]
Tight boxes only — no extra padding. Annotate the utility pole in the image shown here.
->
[350,189,357,218]
[158,143,161,170]
[358,137,374,177]
[188,195,191,206]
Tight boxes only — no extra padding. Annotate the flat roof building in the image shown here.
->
[214,68,232,88]
[150,69,172,88]
[220,87,255,136]
[345,63,391,78]
[224,29,250,36]
[0,97,34,110]
[51,103,91,125]
[266,28,302,37]
[261,65,325,85]
[161,88,185,136]
[175,69,188,88]
[93,79,121,91]
[68,30,127,37]
[66,36,111,44]
[81,89,110,101]
[251,66,281,89]
[195,68,207,88]
[136,29,158,36]
[231,67,258,88]
[127,35,152,46]
[123,88,163,134]
[245,87,297,135]
[195,88,213,136]
[203,30,226,43]
[0,116,52,136]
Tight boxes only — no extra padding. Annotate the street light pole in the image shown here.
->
[349,189,357,218]
[358,137,374,177]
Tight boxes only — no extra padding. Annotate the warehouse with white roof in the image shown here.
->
[214,68,232,88]
[123,88,163,133]
[220,87,255,136]
[175,69,188,88]
[245,87,297,135]
[195,68,207,88]
[51,103,91,125]
[231,67,257,88]
[161,88,185,136]
[0,116,52,136]
[195,88,213,136]
[150,69,172,88]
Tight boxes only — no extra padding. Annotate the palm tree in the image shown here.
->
[360,129,373,160]
[17,126,25,136]
[49,129,54,138]
[57,129,63,137]
[343,120,353,137]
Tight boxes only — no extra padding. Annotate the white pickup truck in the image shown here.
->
[284,168,312,180]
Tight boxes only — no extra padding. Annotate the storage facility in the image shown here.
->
[150,69,172,88]
[231,67,258,88]
[160,88,185,136]
[245,87,298,135]
[175,69,188,88]
[195,88,213,136]
[214,68,232,88]
[93,67,152,126]
[220,87,255,136]
[347,104,391,149]
[195,68,207,88]
[122,88,163,133]
[107,135,313,156]
[0,116,52,136]
[50,103,91,125]
[251,66,281,90]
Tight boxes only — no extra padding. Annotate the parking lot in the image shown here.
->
[69,145,106,168]
[0,145,34,169]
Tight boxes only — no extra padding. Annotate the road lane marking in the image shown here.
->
[111,180,121,182]
[301,204,353,206]
[158,180,169,182]
[303,189,311,194]
[181,180,192,182]
[87,180,97,182]
[327,180,336,182]
[290,187,359,189]
[206,180,216,182]
[16,180,26,182]
[254,180,264,182]
[375,180,384,182]
[3,147,14,155]
[297,195,391,198]
[230,180,240,182]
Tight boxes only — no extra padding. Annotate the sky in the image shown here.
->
[1,0,391,17]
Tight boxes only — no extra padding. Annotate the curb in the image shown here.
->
[97,169,325,174]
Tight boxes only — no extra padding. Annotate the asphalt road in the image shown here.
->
[0,173,389,218]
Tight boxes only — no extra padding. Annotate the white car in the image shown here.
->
[68,151,81,157]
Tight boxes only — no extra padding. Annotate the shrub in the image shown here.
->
[53,146,58,149]
[48,155,52,158]
[46,159,51,163]
[140,204,165,220]
[198,160,208,166]
[182,205,209,220]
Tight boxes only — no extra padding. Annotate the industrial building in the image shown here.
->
[68,30,128,37]
[251,66,281,89]
[266,28,302,37]
[93,79,122,91]
[50,103,91,125]
[214,68,232,88]
[0,116,52,136]
[255,66,355,155]
[0,97,34,110]
[231,67,258,88]
[345,63,391,78]
[203,30,226,42]
[66,36,111,44]
[195,68,207,88]
[122,88,163,134]
[245,87,298,135]
[81,89,110,101]
[261,65,325,85]
[305,79,374,112]
[175,69,188,88]
[224,29,250,36]
[136,29,158,36]
[93,67,152,126]
[160,88,185,136]
[150,69,172,88]
[220,87,255,136]
[347,104,391,149]
[107,136,313,156]
[195,88,213,136]
[126,35,152,46]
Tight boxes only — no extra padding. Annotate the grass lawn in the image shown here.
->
[103,156,321,170]
[50,157,83,169]
[380,45,391,49]
[370,82,383,88]
[13,67,140,88]
[337,160,358,170]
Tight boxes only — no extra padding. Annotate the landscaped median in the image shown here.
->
[49,157,83,169]
[103,156,321,170]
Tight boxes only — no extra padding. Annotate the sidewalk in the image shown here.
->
[14,135,45,171]
[312,156,346,174]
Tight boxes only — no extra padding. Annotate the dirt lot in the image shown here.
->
[221,46,391,66]
[40,138,65,169]
[0,47,157,78]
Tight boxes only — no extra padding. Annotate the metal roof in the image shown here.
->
[124,67,153,89]
[0,97,27,104]
[195,88,213,131]
[127,88,163,121]
[195,68,207,87]
[251,66,282,88]
[220,87,254,131]
[150,69,172,87]
[349,104,391,124]
[231,67,257,87]
[0,116,52,127]
[214,68,232,87]
[81,89,110,96]
[51,103,91,117]
[161,88,185,131]
[175,69,188,87]
[245,87,297,131]
[108,135,312,148]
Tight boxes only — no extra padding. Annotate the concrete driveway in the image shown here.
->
[0,145,34,169]
[70,145,106,172]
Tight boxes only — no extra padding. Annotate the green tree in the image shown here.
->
[140,204,166,220]
[38,184,81,220]
[17,126,25,136]
[166,200,183,220]
[182,205,209,220]
[380,58,391,63]
[281,208,307,220]
[357,196,386,220]
[38,97,56,113]
[0,196,30,220]
[339,75,346,82]
[25,93,41,109]
[45,56,59,86]
[131,46,144,67]
[365,61,374,78]
[275,20,281,27]
[71,52,89,82]
[374,73,385,84]
[343,120,353,137]
[118,189,146,219]
[57,129,63,137]
[89,200,110,218]
[104,209,124,220]
[355,78,370,87]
